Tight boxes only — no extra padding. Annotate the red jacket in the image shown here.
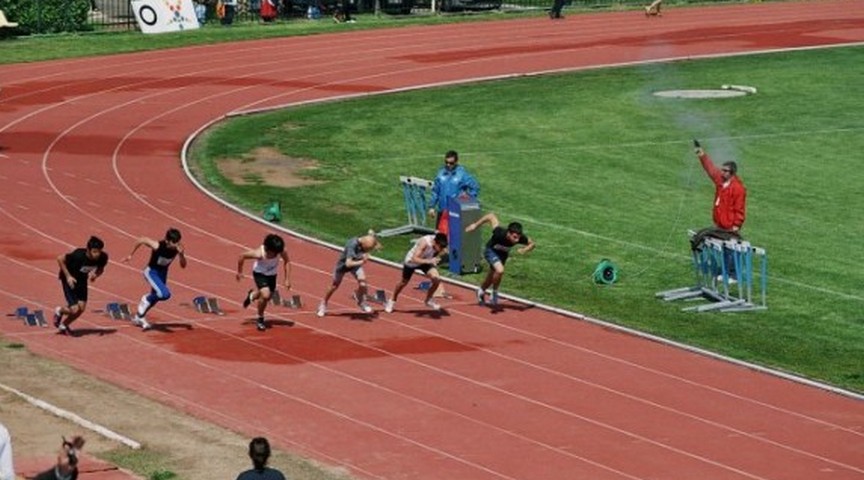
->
[699,153,746,231]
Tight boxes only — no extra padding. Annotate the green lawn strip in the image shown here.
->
[191,45,864,393]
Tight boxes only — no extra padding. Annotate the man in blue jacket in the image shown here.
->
[427,150,480,233]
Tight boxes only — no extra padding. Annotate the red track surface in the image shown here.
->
[2,2,864,479]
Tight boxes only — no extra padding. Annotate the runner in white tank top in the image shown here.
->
[385,233,448,314]
[237,234,292,331]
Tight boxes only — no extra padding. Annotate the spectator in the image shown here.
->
[194,0,207,24]
[549,0,565,19]
[0,423,13,480]
[332,0,354,23]
[236,437,286,480]
[427,150,479,234]
[221,0,237,25]
[30,435,85,480]
[260,0,278,22]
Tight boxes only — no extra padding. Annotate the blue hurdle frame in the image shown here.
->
[378,176,437,237]
[657,231,767,312]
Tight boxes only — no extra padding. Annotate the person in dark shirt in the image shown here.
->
[30,435,85,480]
[465,213,535,306]
[549,0,566,19]
[52,237,108,336]
[235,437,286,480]
[123,228,187,331]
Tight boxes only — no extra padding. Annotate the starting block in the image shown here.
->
[27,311,47,327]
[416,281,448,298]
[14,307,47,327]
[352,290,387,305]
[271,290,303,309]
[106,302,133,320]
[283,294,302,308]
[193,296,224,315]
[370,289,387,304]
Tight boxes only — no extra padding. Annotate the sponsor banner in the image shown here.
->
[131,0,199,34]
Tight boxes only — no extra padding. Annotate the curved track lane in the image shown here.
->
[2,1,864,479]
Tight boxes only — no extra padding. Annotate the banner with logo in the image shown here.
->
[131,0,200,34]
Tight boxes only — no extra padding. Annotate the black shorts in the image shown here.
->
[401,264,433,282]
[61,276,88,305]
[253,272,277,292]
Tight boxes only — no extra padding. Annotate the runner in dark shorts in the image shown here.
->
[465,213,535,306]
[237,234,292,331]
[53,236,108,336]
[384,233,448,313]
[317,230,381,317]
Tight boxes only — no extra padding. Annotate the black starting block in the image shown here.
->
[370,289,387,304]
[284,294,302,308]
[193,296,224,315]
[14,307,47,327]
[271,290,302,309]
[27,310,47,327]
[353,290,387,305]
[106,302,133,321]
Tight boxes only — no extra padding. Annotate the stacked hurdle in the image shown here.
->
[271,289,303,309]
[13,307,47,327]
[378,176,437,237]
[657,231,767,312]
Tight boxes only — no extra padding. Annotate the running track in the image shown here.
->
[1,2,863,479]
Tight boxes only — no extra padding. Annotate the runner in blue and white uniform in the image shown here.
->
[123,228,187,331]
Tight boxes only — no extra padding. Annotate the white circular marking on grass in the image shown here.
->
[654,89,748,98]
